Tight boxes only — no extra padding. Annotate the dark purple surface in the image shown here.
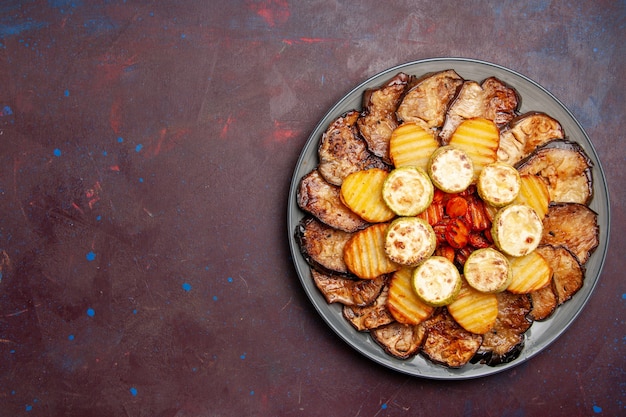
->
[0,1,624,416]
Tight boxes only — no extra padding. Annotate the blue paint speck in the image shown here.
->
[64,89,70,97]
[182,282,192,292]
[86,308,95,317]
[622,294,626,300]
[2,105,13,116]
[381,403,388,410]
[135,144,143,152]
[212,295,218,301]
[250,390,254,395]
[117,136,124,143]
[53,148,62,157]
[96,215,101,221]
[129,387,138,396]
[133,309,138,314]
[139,177,144,183]
[240,353,246,359]
[86,251,96,261]
[227,277,233,283]
[181,33,186,39]
[102,150,108,156]
[68,334,75,341]
[593,405,602,413]
[25,404,33,412]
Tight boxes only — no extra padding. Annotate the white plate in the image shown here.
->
[287,58,610,379]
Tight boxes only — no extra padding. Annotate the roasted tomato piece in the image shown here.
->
[468,232,491,249]
[445,218,470,249]
[446,196,469,218]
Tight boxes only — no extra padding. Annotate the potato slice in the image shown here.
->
[514,174,550,220]
[506,251,552,294]
[340,168,396,223]
[343,223,400,279]
[386,268,434,325]
[389,122,440,170]
[448,280,498,334]
[448,117,500,178]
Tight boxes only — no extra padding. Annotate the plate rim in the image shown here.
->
[287,57,611,380]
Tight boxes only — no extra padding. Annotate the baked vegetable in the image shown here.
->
[428,145,474,193]
[371,322,427,360]
[311,269,386,306]
[382,166,434,216]
[297,169,369,232]
[447,280,498,334]
[389,122,439,170]
[396,69,463,128]
[477,162,521,207]
[344,223,400,279]
[340,168,396,223]
[343,284,395,331]
[513,174,550,220]
[318,110,388,186]
[384,217,436,266]
[497,111,564,165]
[296,217,352,274]
[506,250,553,294]
[535,245,584,305]
[386,268,435,325]
[528,284,558,321]
[448,117,500,178]
[412,256,462,306]
[492,204,543,257]
[516,139,594,205]
[358,73,411,163]
[463,247,512,293]
[540,202,599,264]
[421,310,483,368]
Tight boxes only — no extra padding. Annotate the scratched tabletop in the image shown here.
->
[1,1,624,416]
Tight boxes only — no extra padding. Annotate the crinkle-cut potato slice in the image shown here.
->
[389,122,440,171]
[396,69,464,128]
[448,280,498,334]
[371,321,426,360]
[311,269,386,307]
[343,284,394,331]
[343,223,400,279]
[340,168,396,223]
[318,110,388,186]
[514,174,550,220]
[540,202,599,265]
[506,251,553,294]
[497,111,564,166]
[421,310,483,368]
[448,117,500,178]
[297,169,369,233]
[535,245,584,305]
[386,268,435,325]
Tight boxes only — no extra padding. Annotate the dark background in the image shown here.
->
[0,1,624,416]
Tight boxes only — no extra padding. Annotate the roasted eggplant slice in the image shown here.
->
[528,284,558,321]
[311,269,386,307]
[439,77,519,144]
[396,69,464,128]
[535,245,585,305]
[515,140,594,205]
[473,291,532,366]
[541,202,599,264]
[371,322,426,360]
[420,310,483,368]
[318,110,388,186]
[296,216,352,274]
[343,284,395,331]
[357,73,411,163]
[297,169,369,233]
[497,111,565,165]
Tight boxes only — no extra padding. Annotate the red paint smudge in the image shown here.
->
[271,120,298,143]
[220,115,235,139]
[248,0,290,27]
[109,165,120,172]
[109,97,123,134]
[144,126,191,158]
[283,37,332,45]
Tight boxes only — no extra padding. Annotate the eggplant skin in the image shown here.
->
[371,321,426,360]
[296,216,352,275]
[515,140,594,205]
[297,169,369,233]
[420,310,483,368]
[343,284,395,331]
[541,202,599,265]
[357,73,410,163]
[535,245,585,305]
[528,284,558,321]
[311,269,386,307]
[318,110,388,186]
[473,291,532,366]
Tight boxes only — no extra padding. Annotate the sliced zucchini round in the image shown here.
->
[477,162,521,207]
[464,247,512,293]
[428,145,474,193]
[492,204,543,257]
[382,166,434,216]
[384,217,436,267]
[412,256,462,307]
